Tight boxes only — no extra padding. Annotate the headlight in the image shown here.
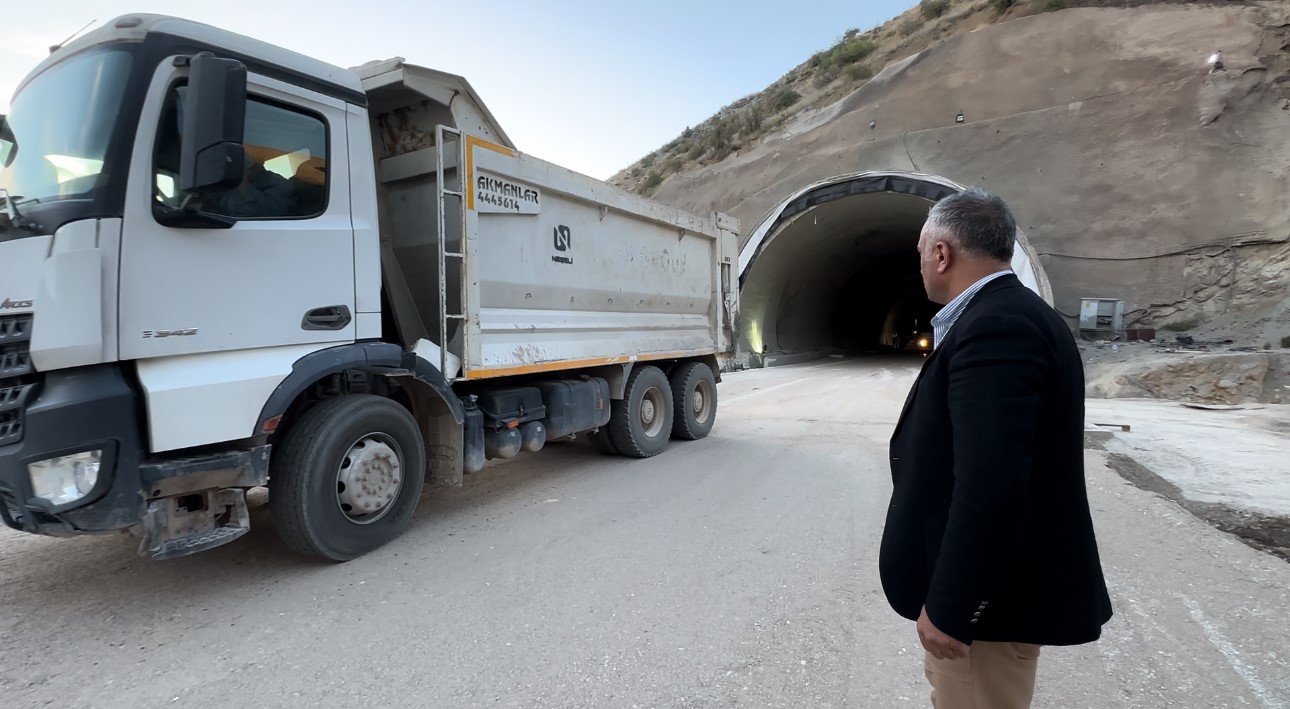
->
[28,450,102,507]
[917,338,930,349]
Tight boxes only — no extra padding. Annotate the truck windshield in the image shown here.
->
[0,46,135,237]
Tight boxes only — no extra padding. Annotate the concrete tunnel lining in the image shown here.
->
[737,171,1052,365]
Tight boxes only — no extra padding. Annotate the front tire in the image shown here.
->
[270,395,426,561]
[608,365,674,458]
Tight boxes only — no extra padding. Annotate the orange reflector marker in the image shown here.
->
[261,415,283,434]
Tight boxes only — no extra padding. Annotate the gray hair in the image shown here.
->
[925,187,1017,263]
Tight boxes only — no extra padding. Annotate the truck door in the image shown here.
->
[119,61,356,362]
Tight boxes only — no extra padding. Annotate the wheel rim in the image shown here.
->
[691,379,714,425]
[640,386,666,438]
[336,433,404,525]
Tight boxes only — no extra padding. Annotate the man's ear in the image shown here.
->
[935,240,951,275]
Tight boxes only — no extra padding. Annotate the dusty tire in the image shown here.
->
[587,427,620,456]
[608,365,674,458]
[670,362,718,441]
[270,395,426,561]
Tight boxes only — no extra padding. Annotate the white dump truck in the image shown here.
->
[0,15,739,560]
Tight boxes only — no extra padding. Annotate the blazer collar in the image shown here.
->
[970,271,1022,304]
[890,273,1021,439]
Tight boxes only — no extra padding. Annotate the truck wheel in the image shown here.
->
[270,394,426,561]
[670,362,718,440]
[608,365,674,458]
[587,427,620,456]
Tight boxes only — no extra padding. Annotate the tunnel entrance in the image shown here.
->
[737,172,1051,367]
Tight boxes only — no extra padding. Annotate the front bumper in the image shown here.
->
[0,365,147,534]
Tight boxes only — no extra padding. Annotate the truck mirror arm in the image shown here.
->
[153,202,238,229]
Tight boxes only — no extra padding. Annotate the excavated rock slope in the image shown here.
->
[641,3,1290,345]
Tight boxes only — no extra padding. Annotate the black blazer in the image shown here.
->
[879,274,1113,646]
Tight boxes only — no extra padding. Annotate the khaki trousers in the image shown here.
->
[923,641,1042,709]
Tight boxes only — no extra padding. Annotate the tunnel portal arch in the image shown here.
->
[736,171,1052,366]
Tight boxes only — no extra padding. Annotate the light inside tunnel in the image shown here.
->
[736,172,1050,366]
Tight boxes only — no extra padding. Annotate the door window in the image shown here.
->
[153,85,329,220]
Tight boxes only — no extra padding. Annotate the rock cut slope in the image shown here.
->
[622,1,1290,345]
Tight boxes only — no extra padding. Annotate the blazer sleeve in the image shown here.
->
[924,312,1049,644]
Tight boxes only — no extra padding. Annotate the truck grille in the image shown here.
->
[0,314,35,446]
[0,383,34,445]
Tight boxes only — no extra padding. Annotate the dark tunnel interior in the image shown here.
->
[830,249,943,352]
[738,189,945,362]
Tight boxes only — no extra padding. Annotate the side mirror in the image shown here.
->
[178,54,247,195]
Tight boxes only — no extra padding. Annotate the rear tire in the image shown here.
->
[670,361,718,441]
[587,427,620,456]
[608,365,674,458]
[270,395,426,561]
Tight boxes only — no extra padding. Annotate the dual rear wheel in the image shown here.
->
[594,361,718,459]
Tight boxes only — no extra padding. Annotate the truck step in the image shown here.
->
[138,488,252,560]
[146,526,248,561]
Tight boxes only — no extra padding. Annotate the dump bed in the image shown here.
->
[357,60,739,381]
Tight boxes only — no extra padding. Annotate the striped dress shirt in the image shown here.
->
[931,270,1013,349]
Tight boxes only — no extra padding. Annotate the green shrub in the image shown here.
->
[1038,0,1066,10]
[709,118,735,148]
[772,89,802,110]
[814,67,840,87]
[640,152,656,168]
[847,63,875,82]
[901,17,924,36]
[834,38,878,65]
[711,144,737,163]
[1281,335,1290,349]
[642,171,662,191]
[743,103,765,134]
[814,35,880,74]
[1161,316,1203,333]
[920,0,950,19]
[989,0,1014,13]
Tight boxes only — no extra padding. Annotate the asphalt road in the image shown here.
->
[2,358,1288,708]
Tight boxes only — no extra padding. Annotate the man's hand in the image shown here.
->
[918,606,969,660]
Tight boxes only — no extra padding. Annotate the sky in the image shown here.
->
[3,1,917,180]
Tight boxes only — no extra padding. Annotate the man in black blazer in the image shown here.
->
[880,188,1113,708]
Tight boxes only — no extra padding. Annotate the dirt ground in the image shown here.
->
[1086,393,1290,561]
[1099,443,1290,561]
[3,357,1289,707]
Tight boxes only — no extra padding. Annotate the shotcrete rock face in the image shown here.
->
[736,172,1051,366]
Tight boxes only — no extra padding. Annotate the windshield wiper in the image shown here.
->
[0,187,41,235]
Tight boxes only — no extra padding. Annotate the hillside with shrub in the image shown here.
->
[609,0,1257,196]
[610,0,1290,347]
